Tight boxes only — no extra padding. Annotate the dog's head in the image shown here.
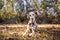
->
[26,8,40,23]
[29,11,36,19]
[27,10,37,22]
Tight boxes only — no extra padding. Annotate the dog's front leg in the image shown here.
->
[23,25,29,36]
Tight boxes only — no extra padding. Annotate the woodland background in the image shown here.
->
[0,0,60,24]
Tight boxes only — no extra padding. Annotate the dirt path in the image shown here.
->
[0,24,60,28]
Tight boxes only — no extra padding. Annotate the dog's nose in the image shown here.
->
[32,18,33,20]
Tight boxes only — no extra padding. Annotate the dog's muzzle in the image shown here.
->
[31,18,34,23]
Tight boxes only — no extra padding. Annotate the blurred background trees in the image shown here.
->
[0,0,60,24]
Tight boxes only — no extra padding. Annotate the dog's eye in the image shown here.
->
[29,23,31,25]
[29,15,31,16]
[33,14,34,16]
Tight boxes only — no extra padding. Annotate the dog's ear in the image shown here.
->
[35,11,40,16]
[27,14,29,19]
[35,11,37,15]
[26,11,30,19]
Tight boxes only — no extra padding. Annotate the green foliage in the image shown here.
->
[0,0,60,24]
[0,10,12,20]
[40,1,47,9]
[0,0,4,9]
[56,13,60,23]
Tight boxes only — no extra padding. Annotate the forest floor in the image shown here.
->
[0,24,60,40]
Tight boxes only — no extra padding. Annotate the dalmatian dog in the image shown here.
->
[23,10,37,36]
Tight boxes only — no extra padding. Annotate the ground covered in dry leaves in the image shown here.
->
[0,24,60,40]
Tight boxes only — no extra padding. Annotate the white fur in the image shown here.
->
[23,11,37,36]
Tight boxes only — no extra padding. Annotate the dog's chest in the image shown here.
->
[29,23,34,27]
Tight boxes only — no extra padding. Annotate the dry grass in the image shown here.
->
[0,24,60,40]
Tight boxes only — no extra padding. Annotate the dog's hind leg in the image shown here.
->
[29,28,35,36]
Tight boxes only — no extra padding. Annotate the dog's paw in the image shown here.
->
[29,33,34,36]
[29,34,32,36]
[22,32,25,36]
